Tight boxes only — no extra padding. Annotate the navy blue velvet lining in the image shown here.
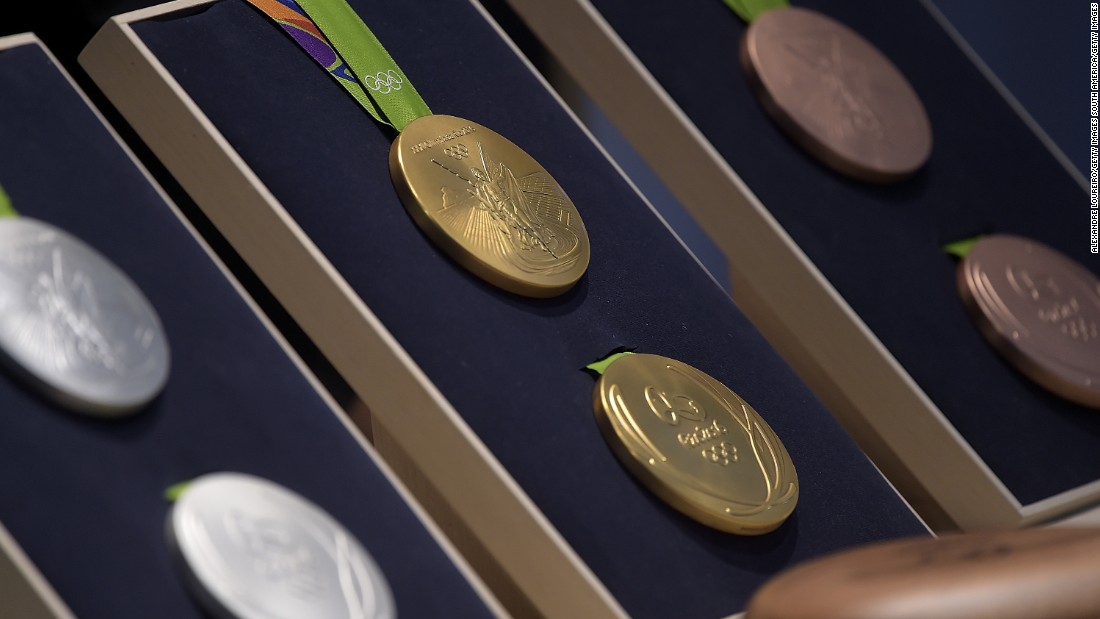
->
[588,0,1097,507]
[133,1,926,615]
[0,43,491,619]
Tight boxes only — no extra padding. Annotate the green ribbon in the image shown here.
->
[331,68,385,126]
[943,235,984,259]
[164,481,191,502]
[584,350,635,377]
[293,0,431,131]
[0,183,17,219]
[721,0,789,22]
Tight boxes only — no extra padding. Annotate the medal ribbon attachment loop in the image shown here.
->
[943,235,985,259]
[0,183,16,219]
[722,0,789,23]
[243,0,431,131]
[584,349,635,377]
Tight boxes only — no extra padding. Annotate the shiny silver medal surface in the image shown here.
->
[0,218,168,415]
[168,472,396,619]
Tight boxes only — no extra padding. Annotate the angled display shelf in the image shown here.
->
[0,32,500,619]
[81,1,928,616]
[0,514,73,619]
[498,0,1097,531]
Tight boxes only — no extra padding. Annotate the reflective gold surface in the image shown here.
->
[390,115,590,297]
[593,353,797,534]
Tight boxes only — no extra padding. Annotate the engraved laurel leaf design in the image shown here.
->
[670,365,796,516]
[334,528,371,619]
[969,260,1030,338]
[607,382,667,464]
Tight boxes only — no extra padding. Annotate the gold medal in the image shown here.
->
[592,353,797,534]
[391,115,590,298]
[241,0,591,298]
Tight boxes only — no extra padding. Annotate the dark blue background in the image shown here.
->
[932,0,1085,178]
[132,1,927,616]
[0,42,494,619]
[588,0,1097,506]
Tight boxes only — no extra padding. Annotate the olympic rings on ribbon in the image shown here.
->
[363,70,403,94]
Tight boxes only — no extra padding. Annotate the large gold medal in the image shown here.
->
[242,0,591,298]
[391,115,590,298]
[593,354,797,534]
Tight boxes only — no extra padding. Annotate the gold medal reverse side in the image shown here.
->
[593,354,798,534]
[390,115,590,297]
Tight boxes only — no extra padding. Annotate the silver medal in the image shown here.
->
[0,218,169,415]
[168,472,397,619]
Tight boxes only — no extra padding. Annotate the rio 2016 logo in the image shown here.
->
[645,385,706,425]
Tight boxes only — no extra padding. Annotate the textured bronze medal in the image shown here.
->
[959,235,1100,408]
[746,527,1100,619]
[391,115,589,297]
[740,7,932,183]
[593,353,797,534]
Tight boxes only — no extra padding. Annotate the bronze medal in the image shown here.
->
[741,8,932,183]
[593,353,797,535]
[959,235,1100,408]
[391,115,590,298]
[745,527,1100,619]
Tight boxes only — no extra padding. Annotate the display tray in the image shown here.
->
[497,0,1096,530]
[0,34,499,619]
[0,512,73,619]
[81,1,928,617]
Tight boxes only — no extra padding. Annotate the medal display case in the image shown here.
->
[0,33,500,619]
[80,0,927,617]
[0,514,71,619]
[495,0,1096,530]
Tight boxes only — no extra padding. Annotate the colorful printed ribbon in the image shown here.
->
[0,182,16,219]
[244,0,431,131]
[722,0,788,22]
